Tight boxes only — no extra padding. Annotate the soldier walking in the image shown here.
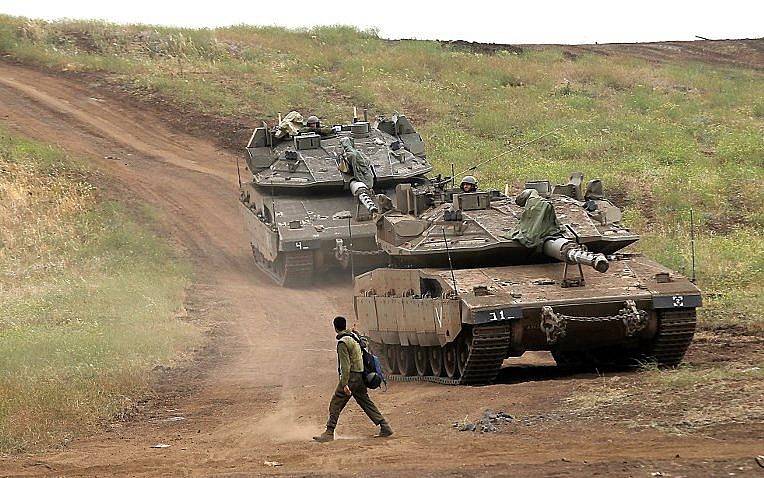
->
[313,316,393,442]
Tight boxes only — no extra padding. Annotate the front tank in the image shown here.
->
[353,173,701,384]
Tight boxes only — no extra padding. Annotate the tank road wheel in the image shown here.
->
[397,346,417,376]
[428,346,444,377]
[414,346,431,377]
[384,344,400,374]
[443,342,460,379]
[456,330,473,378]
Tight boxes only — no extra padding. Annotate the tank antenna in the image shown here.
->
[441,227,458,297]
[455,130,556,178]
[235,156,242,188]
[270,178,276,227]
[450,163,455,189]
[690,208,697,283]
[347,217,356,279]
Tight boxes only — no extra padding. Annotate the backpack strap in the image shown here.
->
[338,331,365,349]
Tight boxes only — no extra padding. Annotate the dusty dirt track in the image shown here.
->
[0,61,761,477]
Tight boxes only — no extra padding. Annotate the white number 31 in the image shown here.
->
[488,310,507,321]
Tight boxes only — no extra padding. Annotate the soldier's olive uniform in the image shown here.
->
[325,330,386,431]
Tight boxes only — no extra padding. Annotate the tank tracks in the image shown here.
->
[553,308,697,369]
[647,308,697,366]
[385,325,512,386]
[384,309,696,385]
[251,244,314,287]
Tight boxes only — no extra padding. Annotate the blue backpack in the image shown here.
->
[345,332,386,389]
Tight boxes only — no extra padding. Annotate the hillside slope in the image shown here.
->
[3,16,760,331]
[0,61,760,476]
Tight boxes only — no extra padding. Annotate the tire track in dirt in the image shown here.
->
[0,61,760,477]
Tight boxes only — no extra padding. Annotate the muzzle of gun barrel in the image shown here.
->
[349,180,378,213]
[543,238,609,273]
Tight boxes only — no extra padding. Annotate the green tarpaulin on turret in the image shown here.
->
[505,192,562,250]
[338,137,374,188]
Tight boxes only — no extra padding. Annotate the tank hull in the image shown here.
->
[353,255,700,384]
[240,184,390,286]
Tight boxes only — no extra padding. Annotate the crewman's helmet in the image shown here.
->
[306,115,320,128]
[364,371,383,389]
[460,175,478,192]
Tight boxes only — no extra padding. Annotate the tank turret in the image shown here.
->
[375,177,638,269]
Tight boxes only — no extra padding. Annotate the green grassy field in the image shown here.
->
[0,129,201,453]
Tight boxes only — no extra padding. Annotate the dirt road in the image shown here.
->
[0,62,760,477]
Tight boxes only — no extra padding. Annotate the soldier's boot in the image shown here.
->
[312,429,334,443]
[376,421,393,438]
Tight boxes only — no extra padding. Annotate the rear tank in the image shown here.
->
[353,174,701,384]
[239,111,431,286]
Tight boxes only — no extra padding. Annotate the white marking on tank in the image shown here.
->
[434,301,443,328]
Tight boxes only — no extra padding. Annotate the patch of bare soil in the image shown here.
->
[0,60,761,477]
[548,38,764,70]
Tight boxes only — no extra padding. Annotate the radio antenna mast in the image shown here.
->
[690,209,697,283]
[235,156,242,188]
[347,217,356,278]
[442,227,458,297]
[455,130,556,178]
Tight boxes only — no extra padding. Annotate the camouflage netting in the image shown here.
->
[274,110,304,138]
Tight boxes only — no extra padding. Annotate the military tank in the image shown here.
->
[353,173,701,384]
[239,110,432,286]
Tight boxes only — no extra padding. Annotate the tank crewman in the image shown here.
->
[300,115,335,136]
[313,316,393,442]
[460,175,478,193]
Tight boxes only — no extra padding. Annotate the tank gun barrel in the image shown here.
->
[543,238,609,273]
[349,180,378,214]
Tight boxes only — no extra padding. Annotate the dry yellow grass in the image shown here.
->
[0,130,201,453]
